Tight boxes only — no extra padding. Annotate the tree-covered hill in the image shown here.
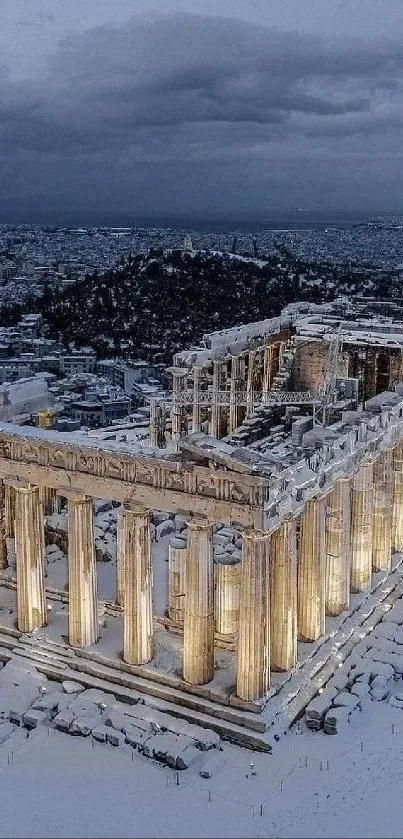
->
[1,248,385,362]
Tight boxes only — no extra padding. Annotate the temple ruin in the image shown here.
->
[3,297,403,716]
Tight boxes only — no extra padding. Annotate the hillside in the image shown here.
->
[5,248,388,362]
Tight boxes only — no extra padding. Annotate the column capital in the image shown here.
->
[187,517,213,532]
[58,489,92,504]
[122,501,149,516]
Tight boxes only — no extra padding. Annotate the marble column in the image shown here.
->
[325,479,351,616]
[297,497,326,642]
[149,399,166,448]
[192,366,202,433]
[171,371,187,445]
[350,461,374,592]
[372,450,393,573]
[183,519,214,685]
[214,557,241,636]
[262,344,273,400]
[237,530,270,702]
[270,516,297,671]
[67,493,98,647]
[116,511,124,607]
[122,504,153,665]
[229,356,240,434]
[246,351,256,417]
[168,538,187,624]
[392,441,403,553]
[5,484,15,538]
[210,361,222,439]
[13,484,46,632]
[0,480,7,569]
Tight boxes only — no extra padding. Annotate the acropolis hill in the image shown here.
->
[2,295,403,750]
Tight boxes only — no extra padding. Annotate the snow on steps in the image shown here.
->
[0,632,271,752]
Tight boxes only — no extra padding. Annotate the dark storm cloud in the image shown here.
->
[1,12,403,215]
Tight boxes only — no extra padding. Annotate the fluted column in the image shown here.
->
[122,504,153,665]
[171,371,187,445]
[149,399,166,448]
[168,538,187,624]
[297,497,326,642]
[350,461,374,592]
[13,484,46,632]
[116,511,124,607]
[192,366,202,433]
[325,479,351,616]
[237,530,270,702]
[262,344,273,398]
[270,517,297,671]
[229,356,240,434]
[0,481,7,569]
[246,351,256,417]
[183,519,214,685]
[210,361,221,438]
[67,493,98,648]
[214,557,241,636]
[372,450,393,573]
[392,441,403,553]
[5,484,15,538]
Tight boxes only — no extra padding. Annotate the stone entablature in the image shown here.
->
[0,422,267,528]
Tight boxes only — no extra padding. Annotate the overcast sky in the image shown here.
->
[2,1,403,223]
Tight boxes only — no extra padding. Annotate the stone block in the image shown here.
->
[32,692,62,713]
[62,680,84,695]
[155,520,175,540]
[174,515,187,532]
[370,675,390,701]
[176,745,201,770]
[125,724,152,750]
[324,706,350,734]
[70,715,100,736]
[54,709,75,732]
[78,688,110,707]
[8,709,24,725]
[103,710,127,732]
[152,511,171,526]
[91,725,110,743]
[22,710,48,729]
[107,729,126,747]
[332,692,360,710]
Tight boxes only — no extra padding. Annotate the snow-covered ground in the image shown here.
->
[0,655,403,838]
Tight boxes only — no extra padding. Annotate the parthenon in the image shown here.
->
[3,297,403,709]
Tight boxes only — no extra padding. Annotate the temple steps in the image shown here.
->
[0,628,271,752]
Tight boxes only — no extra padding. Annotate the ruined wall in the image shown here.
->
[292,341,349,392]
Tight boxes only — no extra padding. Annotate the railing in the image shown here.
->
[172,389,319,407]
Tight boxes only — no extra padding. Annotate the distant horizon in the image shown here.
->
[1,207,402,233]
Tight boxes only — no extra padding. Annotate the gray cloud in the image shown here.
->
[1,12,403,217]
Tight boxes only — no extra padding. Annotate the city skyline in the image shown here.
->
[1,1,403,222]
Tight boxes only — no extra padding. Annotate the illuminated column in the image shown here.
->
[168,538,187,624]
[372,450,393,573]
[214,557,241,636]
[229,356,240,434]
[116,511,124,607]
[0,481,7,569]
[171,370,187,445]
[325,479,351,615]
[297,497,326,642]
[183,519,214,685]
[192,366,202,433]
[392,441,403,553]
[122,504,153,665]
[13,484,46,632]
[246,351,256,417]
[236,530,270,702]
[350,460,374,592]
[67,493,98,648]
[210,361,221,438]
[149,399,166,448]
[270,516,297,671]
